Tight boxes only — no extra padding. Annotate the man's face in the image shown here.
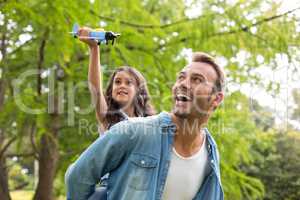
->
[172,62,223,119]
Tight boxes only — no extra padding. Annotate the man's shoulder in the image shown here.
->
[128,114,160,126]
[127,111,170,127]
[108,112,170,136]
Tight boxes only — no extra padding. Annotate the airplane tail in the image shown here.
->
[71,23,79,38]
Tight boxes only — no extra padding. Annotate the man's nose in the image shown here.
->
[179,77,191,90]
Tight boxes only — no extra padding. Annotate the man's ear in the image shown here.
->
[212,92,224,108]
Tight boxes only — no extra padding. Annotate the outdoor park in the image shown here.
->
[0,0,300,199]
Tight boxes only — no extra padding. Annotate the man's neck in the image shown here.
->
[170,113,207,157]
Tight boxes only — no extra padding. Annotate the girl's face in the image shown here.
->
[112,71,137,107]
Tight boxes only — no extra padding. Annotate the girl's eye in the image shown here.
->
[115,80,121,84]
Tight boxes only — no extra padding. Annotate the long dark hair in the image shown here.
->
[105,66,155,128]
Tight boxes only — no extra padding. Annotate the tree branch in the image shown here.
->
[6,152,35,158]
[9,37,37,55]
[0,136,17,159]
[0,17,8,112]
[115,46,129,65]
[89,9,213,29]
[216,6,300,36]
[37,30,48,95]
[0,18,7,60]
[12,182,29,191]
[30,123,39,160]
[122,44,171,83]
[89,4,246,30]
[157,6,300,50]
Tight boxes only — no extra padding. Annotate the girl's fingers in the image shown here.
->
[78,28,83,36]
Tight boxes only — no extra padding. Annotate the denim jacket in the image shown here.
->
[65,112,224,200]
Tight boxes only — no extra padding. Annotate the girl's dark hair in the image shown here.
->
[104,66,155,128]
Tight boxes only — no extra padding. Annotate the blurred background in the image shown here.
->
[0,0,300,199]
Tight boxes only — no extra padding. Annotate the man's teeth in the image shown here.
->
[176,94,191,101]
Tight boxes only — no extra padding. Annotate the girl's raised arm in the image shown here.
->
[78,27,108,130]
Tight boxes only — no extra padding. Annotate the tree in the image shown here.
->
[209,92,265,199]
[245,131,300,200]
[1,0,299,199]
[292,89,300,122]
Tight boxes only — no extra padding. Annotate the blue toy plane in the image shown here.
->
[70,23,120,45]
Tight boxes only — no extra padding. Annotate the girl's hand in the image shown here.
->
[78,27,98,48]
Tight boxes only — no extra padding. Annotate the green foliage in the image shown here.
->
[244,131,300,200]
[209,92,265,199]
[8,160,34,190]
[0,0,299,199]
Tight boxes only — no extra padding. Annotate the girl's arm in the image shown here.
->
[78,28,108,130]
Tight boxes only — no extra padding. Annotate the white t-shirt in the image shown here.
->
[162,134,210,200]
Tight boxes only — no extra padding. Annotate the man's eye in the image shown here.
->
[193,77,204,83]
[196,77,201,82]
[177,75,185,80]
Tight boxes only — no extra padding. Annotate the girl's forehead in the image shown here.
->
[114,71,138,85]
[115,71,133,79]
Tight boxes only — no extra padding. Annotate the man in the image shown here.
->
[65,52,225,200]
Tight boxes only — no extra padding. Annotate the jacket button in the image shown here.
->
[141,160,145,165]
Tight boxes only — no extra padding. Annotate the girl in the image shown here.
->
[77,27,155,133]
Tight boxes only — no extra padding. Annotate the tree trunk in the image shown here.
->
[0,156,11,200]
[0,17,11,200]
[0,80,11,200]
[33,77,60,200]
[33,29,60,200]
[33,97,60,200]
[33,133,59,200]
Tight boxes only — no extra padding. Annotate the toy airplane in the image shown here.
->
[70,23,120,45]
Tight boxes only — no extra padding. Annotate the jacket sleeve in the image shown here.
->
[65,121,134,200]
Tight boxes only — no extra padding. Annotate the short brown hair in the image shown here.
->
[192,52,225,92]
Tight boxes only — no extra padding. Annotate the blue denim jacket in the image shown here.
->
[65,112,223,200]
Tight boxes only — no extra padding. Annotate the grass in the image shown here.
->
[11,190,65,200]
[11,190,34,200]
